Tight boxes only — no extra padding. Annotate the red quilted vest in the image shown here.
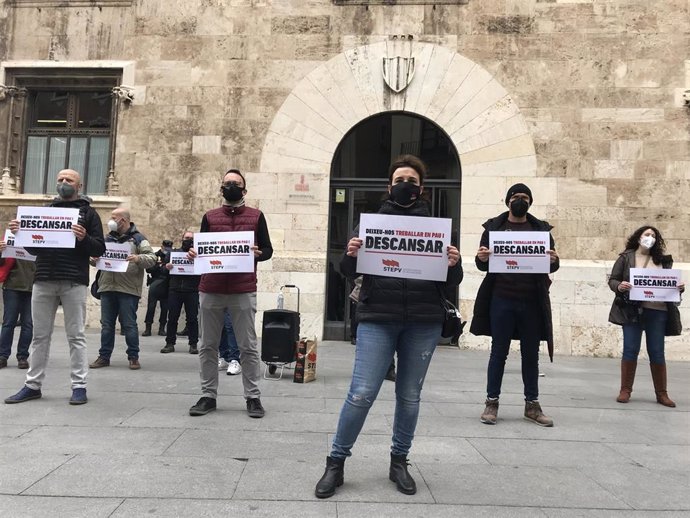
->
[198,205,261,294]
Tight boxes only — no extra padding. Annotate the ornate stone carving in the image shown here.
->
[382,35,415,94]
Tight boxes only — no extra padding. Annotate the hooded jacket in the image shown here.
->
[25,196,105,286]
[469,211,559,361]
[97,223,156,297]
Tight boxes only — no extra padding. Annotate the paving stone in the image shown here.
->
[0,495,121,518]
[111,498,337,517]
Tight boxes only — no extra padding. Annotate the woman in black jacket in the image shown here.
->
[608,225,684,407]
[315,155,462,499]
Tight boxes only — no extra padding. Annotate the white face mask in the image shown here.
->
[640,236,655,250]
[107,219,119,232]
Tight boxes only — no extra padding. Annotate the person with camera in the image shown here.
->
[315,155,462,499]
[608,225,684,407]
[142,239,172,337]
[471,183,559,427]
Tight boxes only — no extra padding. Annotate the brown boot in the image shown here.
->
[650,363,676,408]
[480,398,499,425]
[524,401,553,427]
[616,360,637,403]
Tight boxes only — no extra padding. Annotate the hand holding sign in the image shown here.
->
[346,238,363,257]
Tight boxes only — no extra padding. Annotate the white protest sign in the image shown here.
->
[488,231,550,274]
[169,251,196,275]
[356,213,451,282]
[193,231,254,274]
[1,230,36,262]
[14,206,78,249]
[95,242,131,273]
[629,268,682,303]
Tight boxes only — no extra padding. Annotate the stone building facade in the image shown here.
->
[0,0,688,359]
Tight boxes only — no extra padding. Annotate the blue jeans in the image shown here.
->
[487,295,542,401]
[98,291,140,360]
[330,321,441,459]
[0,289,33,360]
[622,308,667,364]
[219,312,240,362]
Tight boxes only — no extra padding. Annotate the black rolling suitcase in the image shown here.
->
[261,284,300,379]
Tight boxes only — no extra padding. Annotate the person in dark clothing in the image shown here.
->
[471,183,559,427]
[143,239,172,337]
[608,225,684,407]
[316,155,462,499]
[161,231,200,354]
[5,169,105,406]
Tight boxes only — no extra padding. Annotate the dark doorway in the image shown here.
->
[324,112,462,340]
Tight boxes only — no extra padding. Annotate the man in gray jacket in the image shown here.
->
[89,208,156,370]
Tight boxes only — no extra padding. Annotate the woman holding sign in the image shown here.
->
[315,155,462,499]
[608,225,684,407]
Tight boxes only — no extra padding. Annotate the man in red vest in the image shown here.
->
[188,169,273,418]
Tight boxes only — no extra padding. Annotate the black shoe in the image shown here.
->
[189,397,216,416]
[177,326,188,336]
[385,362,396,382]
[188,344,198,355]
[142,324,152,337]
[246,398,265,418]
[160,343,175,353]
[315,456,345,499]
[389,454,416,495]
[157,325,166,336]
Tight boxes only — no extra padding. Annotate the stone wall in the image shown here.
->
[0,0,688,358]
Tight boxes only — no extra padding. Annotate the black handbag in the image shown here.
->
[90,270,101,300]
[441,297,466,340]
[436,284,465,341]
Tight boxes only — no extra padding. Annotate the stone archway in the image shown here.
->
[258,41,536,338]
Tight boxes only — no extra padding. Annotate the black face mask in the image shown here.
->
[222,184,244,202]
[390,182,421,207]
[181,239,193,251]
[510,198,529,218]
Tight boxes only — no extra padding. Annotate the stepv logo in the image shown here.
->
[209,259,223,270]
[505,259,519,270]
[32,234,45,244]
[104,261,112,268]
[643,290,654,299]
[382,258,401,273]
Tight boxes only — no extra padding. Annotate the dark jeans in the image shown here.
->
[487,295,542,401]
[99,291,140,360]
[219,311,240,362]
[166,291,199,346]
[0,289,33,360]
[622,308,668,364]
[144,281,168,327]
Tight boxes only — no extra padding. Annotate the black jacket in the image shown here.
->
[340,200,463,324]
[168,247,200,293]
[608,249,682,336]
[469,211,559,361]
[27,196,105,286]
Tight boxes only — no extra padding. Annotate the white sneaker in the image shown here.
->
[227,360,242,376]
[218,358,229,371]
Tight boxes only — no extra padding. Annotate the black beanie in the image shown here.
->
[505,183,533,206]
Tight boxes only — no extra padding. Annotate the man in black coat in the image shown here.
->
[143,239,172,337]
[471,183,559,427]
[5,169,105,406]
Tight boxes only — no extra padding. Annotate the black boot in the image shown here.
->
[160,343,175,354]
[389,454,416,495]
[314,456,345,499]
[157,325,166,336]
[142,324,152,337]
